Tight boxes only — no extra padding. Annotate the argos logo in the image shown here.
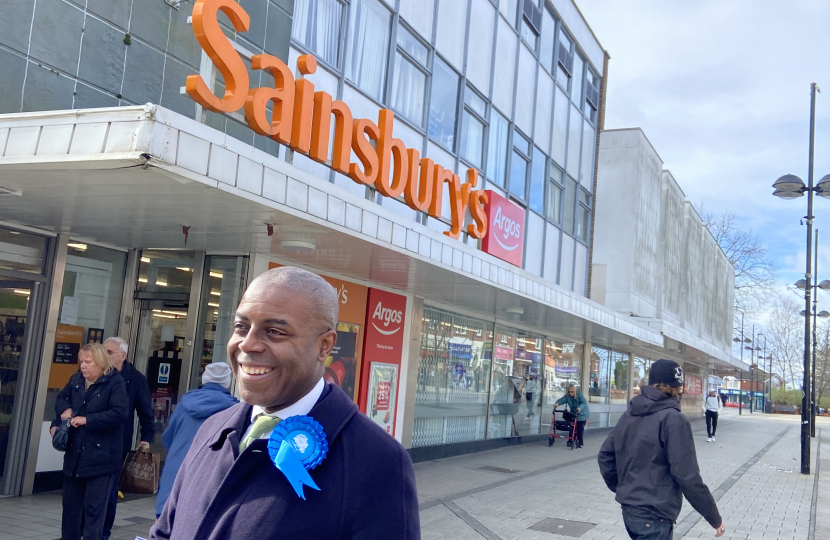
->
[482,190,525,267]
[492,206,522,249]
[372,302,403,335]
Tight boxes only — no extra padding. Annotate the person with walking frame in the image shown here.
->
[553,384,590,448]
[703,388,721,442]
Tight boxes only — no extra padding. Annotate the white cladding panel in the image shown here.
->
[593,129,735,356]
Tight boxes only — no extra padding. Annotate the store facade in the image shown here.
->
[0,0,745,496]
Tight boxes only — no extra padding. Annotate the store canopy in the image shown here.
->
[0,105,739,373]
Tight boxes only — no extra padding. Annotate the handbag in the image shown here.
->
[51,418,74,452]
[119,450,161,494]
[562,410,577,422]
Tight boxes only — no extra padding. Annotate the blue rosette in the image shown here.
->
[267,415,329,499]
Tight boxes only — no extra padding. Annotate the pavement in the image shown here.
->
[0,407,825,540]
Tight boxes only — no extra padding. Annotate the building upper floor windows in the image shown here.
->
[556,30,573,91]
[428,57,459,151]
[292,0,344,69]
[460,88,487,169]
[346,0,391,102]
[487,110,510,189]
[398,0,435,40]
[391,26,429,126]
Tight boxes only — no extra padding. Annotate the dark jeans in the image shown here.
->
[622,510,674,540]
[62,473,118,540]
[569,420,586,446]
[705,410,718,437]
[101,451,129,539]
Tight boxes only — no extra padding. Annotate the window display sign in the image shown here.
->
[48,324,84,389]
[269,263,369,402]
[367,362,399,435]
[685,375,702,396]
[359,288,407,436]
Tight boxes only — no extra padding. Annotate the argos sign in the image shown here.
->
[481,190,525,267]
[359,289,407,426]
[185,0,489,241]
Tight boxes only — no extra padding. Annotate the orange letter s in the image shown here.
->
[187,0,250,113]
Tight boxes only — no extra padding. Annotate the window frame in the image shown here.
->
[290,0,348,73]
[390,20,432,127]
[345,0,394,104]
[555,24,573,94]
[459,85,490,172]
[427,54,463,154]
[576,187,592,244]
[547,164,564,225]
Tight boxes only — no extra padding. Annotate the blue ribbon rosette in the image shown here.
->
[267,415,328,500]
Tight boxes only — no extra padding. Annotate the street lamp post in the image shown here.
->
[771,82,830,474]
[733,313,752,415]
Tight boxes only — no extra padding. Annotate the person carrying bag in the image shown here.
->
[50,343,128,540]
[120,448,160,495]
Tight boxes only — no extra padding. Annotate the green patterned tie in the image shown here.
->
[239,414,281,452]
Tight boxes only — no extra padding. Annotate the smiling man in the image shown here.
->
[150,266,420,540]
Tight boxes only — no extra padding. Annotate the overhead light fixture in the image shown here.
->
[772,189,804,199]
[176,267,193,272]
[820,310,830,319]
[140,257,151,263]
[138,277,148,283]
[8,231,20,235]
[773,174,806,193]
[210,290,221,296]
[817,174,830,198]
[68,242,87,251]
[12,289,30,296]
[208,302,219,308]
[156,280,168,287]
[795,279,808,290]
[505,307,524,315]
[209,271,224,278]
[280,239,316,252]
[819,280,830,290]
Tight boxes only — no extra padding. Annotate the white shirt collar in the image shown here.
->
[250,377,325,423]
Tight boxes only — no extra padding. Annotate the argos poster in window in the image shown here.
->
[368,362,399,436]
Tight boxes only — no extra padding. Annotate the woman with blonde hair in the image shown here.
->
[50,343,128,540]
[553,384,590,448]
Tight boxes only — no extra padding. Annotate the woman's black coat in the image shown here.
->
[52,370,129,478]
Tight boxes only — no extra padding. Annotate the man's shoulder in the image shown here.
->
[339,412,410,464]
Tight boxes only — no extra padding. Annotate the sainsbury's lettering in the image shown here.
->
[185,0,488,241]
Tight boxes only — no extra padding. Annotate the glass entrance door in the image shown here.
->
[0,281,33,478]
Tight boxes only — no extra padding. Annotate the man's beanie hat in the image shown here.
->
[648,359,685,388]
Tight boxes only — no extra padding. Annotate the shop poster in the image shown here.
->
[368,362,398,435]
[48,324,84,389]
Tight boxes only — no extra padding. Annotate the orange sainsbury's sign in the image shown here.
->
[185,0,488,241]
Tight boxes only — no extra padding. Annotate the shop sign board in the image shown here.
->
[359,288,407,436]
[685,375,703,396]
[481,190,525,267]
[48,324,85,389]
[184,0,492,242]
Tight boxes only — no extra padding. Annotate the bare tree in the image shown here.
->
[699,208,777,317]
[766,294,805,388]
[814,319,830,406]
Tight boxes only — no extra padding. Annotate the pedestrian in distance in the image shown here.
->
[150,266,420,539]
[101,336,155,539]
[50,343,129,540]
[553,384,590,448]
[598,359,725,540]
[155,362,238,518]
[523,373,538,420]
[703,389,721,442]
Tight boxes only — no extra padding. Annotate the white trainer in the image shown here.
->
[707,437,713,442]
[712,436,716,442]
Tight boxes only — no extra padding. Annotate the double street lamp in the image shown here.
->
[772,82,830,475]
[797,263,830,438]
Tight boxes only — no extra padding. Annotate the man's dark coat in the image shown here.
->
[150,383,420,539]
[119,360,155,455]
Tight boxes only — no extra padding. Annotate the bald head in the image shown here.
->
[246,266,339,331]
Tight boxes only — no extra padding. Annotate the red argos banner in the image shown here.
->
[359,288,407,437]
[481,190,525,267]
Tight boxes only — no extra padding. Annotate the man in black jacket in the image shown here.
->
[102,336,155,539]
[598,359,725,540]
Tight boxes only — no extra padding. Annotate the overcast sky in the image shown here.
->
[577,1,830,321]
